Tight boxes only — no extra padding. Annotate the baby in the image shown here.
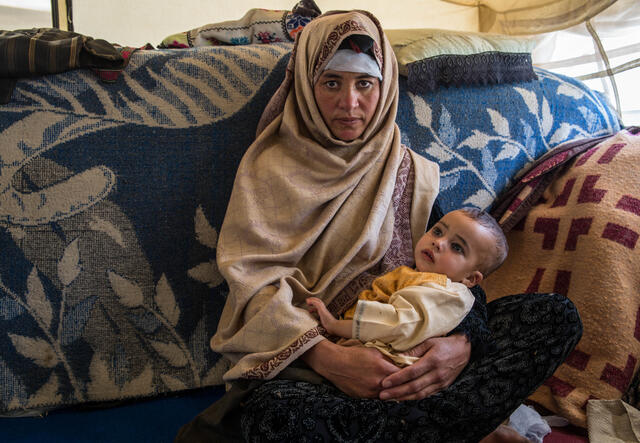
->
[307,207,508,366]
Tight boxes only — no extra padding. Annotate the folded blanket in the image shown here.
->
[484,127,640,427]
[0,28,146,104]
[159,0,321,48]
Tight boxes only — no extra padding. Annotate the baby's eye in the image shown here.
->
[432,227,442,236]
[452,243,465,254]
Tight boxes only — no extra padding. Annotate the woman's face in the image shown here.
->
[313,70,380,142]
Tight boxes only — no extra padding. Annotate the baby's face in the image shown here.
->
[414,210,494,287]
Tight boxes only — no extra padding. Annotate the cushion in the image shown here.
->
[0,43,621,414]
[397,68,621,213]
[386,29,537,93]
[482,128,640,427]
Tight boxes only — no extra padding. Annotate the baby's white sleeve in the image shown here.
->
[352,281,474,351]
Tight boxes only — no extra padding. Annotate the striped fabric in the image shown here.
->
[0,28,130,103]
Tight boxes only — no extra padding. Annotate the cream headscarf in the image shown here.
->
[212,10,440,381]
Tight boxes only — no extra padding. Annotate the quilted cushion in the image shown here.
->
[482,128,640,427]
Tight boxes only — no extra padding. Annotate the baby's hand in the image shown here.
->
[306,297,333,328]
[306,297,324,315]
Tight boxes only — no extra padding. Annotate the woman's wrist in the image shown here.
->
[301,338,334,376]
[450,333,471,353]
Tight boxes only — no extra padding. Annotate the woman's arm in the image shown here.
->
[301,339,400,398]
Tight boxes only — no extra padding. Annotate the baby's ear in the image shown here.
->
[461,270,483,288]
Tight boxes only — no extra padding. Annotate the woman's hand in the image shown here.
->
[378,334,470,401]
[302,339,400,398]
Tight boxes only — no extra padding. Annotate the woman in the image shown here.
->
[177,10,582,442]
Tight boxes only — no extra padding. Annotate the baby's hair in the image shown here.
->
[458,207,508,277]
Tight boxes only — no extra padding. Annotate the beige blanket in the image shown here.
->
[483,128,640,427]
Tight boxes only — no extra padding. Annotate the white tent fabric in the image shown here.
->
[448,0,617,34]
[2,0,638,124]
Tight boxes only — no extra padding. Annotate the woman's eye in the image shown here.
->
[357,80,372,88]
[325,80,338,88]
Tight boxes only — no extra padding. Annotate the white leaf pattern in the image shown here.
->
[7,226,26,241]
[425,141,453,162]
[520,120,537,156]
[194,206,218,249]
[495,143,521,162]
[410,94,432,128]
[557,83,585,99]
[515,87,539,115]
[549,123,573,145]
[487,109,510,138]
[89,216,126,248]
[150,340,188,367]
[9,333,58,368]
[440,172,460,191]
[156,274,180,327]
[26,267,53,329]
[122,366,154,395]
[438,106,458,147]
[460,130,491,150]
[160,374,188,391]
[26,373,61,408]
[188,261,225,288]
[58,238,81,287]
[87,354,118,399]
[541,98,553,137]
[108,271,144,307]
[481,149,498,187]
[463,189,494,209]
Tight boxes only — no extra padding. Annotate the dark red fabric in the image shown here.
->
[544,426,588,443]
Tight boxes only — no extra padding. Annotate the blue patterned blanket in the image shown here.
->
[0,43,620,413]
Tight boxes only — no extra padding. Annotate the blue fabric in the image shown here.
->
[0,386,224,442]
[0,43,621,419]
[397,69,621,213]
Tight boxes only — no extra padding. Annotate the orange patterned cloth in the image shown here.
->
[343,266,448,318]
[483,127,640,427]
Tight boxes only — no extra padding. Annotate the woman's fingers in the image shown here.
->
[379,363,436,400]
[380,341,436,389]
[380,366,452,400]
[302,340,399,398]
[391,382,442,401]
[332,347,400,398]
[379,334,471,400]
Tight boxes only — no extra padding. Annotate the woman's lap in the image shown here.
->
[240,293,583,442]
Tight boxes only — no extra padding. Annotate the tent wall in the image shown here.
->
[71,0,478,47]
